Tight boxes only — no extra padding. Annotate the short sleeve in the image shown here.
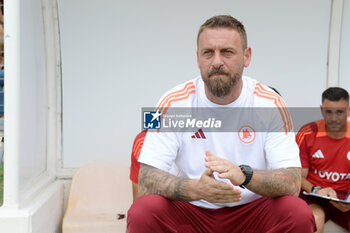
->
[264,105,301,169]
[138,131,180,172]
[295,125,314,169]
[264,131,301,169]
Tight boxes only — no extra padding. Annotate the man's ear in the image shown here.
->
[320,104,325,118]
[244,47,252,68]
[196,50,200,68]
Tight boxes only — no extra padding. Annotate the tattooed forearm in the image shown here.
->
[138,163,195,201]
[247,167,301,197]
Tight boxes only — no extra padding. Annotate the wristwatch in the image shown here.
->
[311,185,322,193]
[239,165,253,189]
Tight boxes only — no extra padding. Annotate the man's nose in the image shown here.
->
[212,53,224,68]
[330,113,338,121]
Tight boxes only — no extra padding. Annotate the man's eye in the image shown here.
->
[223,50,234,55]
[203,51,212,55]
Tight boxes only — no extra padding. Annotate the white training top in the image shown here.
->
[138,76,301,209]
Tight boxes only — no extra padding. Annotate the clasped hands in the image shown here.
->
[194,150,245,203]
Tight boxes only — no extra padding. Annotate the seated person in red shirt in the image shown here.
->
[129,130,147,201]
[297,87,350,232]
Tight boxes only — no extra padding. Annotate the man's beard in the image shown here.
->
[202,67,242,98]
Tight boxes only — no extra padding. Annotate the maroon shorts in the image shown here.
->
[127,195,315,233]
[300,192,350,230]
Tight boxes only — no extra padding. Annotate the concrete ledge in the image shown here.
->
[0,180,64,233]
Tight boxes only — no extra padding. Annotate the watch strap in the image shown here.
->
[311,185,322,193]
[239,165,253,189]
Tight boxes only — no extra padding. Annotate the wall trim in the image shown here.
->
[327,0,344,87]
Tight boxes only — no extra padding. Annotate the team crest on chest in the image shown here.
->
[238,125,256,144]
[347,151,350,161]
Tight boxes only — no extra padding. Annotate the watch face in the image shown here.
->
[240,165,253,175]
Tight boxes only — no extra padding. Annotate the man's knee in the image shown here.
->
[309,203,326,224]
[273,196,316,231]
[127,194,171,231]
[274,196,313,218]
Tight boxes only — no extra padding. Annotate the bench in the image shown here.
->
[62,163,132,233]
[62,163,348,233]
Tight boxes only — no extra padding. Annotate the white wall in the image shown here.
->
[58,0,331,168]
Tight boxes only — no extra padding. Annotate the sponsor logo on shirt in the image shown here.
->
[313,169,350,182]
[238,125,256,144]
[191,129,206,139]
[312,149,324,159]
